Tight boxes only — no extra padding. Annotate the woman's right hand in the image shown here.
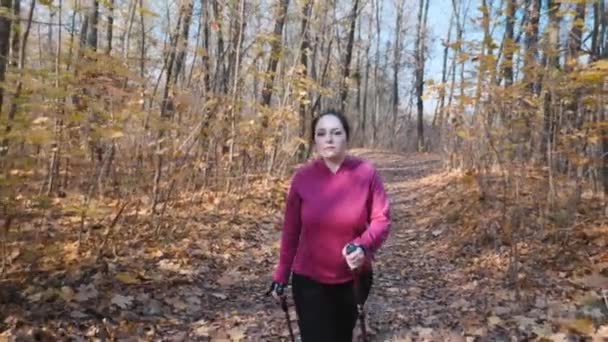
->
[267,282,287,302]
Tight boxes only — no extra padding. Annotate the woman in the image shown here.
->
[268,110,391,342]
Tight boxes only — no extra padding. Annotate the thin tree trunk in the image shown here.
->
[105,0,113,54]
[139,0,144,78]
[123,0,136,60]
[339,0,358,112]
[433,12,452,128]
[0,0,11,117]
[503,0,515,89]
[174,0,193,85]
[10,0,20,67]
[2,0,34,157]
[542,0,561,170]
[201,0,211,93]
[227,0,245,167]
[261,0,289,108]
[361,13,372,145]
[415,0,430,152]
[152,10,183,213]
[187,1,203,87]
[391,0,404,147]
[372,0,381,146]
[211,0,227,93]
[298,0,312,160]
[87,0,98,50]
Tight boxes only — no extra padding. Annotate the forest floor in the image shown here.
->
[1,149,608,341]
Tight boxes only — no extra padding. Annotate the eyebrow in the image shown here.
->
[316,128,342,132]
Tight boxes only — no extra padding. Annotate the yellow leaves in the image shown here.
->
[573,59,608,84]
[558,318,595,335]
[32,116,50,125]
[25,126,54,146]
[62,241,80,263]
[116,272,141,285]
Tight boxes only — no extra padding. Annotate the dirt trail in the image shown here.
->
[3,150,605,341]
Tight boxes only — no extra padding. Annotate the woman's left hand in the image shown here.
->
[342,244,365,270]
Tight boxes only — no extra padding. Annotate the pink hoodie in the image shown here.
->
[273,155,391,284]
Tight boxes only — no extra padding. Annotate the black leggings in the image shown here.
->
[291,271,373,342]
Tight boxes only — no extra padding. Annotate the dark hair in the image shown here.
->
[310,109,350,142]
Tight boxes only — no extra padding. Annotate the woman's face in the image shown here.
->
[314,114,348,161]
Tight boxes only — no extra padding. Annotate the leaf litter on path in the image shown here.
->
[2,149,607,340]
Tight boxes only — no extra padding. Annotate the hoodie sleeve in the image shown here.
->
[273,172,303,284]
[352,167,390,255]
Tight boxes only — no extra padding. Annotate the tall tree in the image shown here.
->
[541,0,561,163]
[260,0,289,107]
[392,0,405,145]
[297,0,313,160]
[415,0,430,152]
[339,0,359,112]
[502,0,515,89]
[0,0,12,117]
[87,0,99,50]
[106,0,114,54]
[174,0,193,85]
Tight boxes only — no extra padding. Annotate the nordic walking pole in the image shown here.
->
[280,296,296,342]
[346,244,368,342]
[267,284,296,342]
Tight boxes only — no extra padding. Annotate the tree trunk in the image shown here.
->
[10,0,19,67]
[361,14,372,145]
[503,0,515,89]
[372,0,381,146]
[260,0,289,108]
[210,0,226,93]
[392,0,404,146]
[174,0,193,85]
[524,0,540,95]
[339,0,358,112]
[105,0,114,54]
[87,0,98,51]
[139,0,145,77]
[433,13,452,128]
[415,0,430,152]
[542,0,561,167]
[201,0,211,93]
[152,10,183,213]
[298,0,312,161]
[0,0,12,117]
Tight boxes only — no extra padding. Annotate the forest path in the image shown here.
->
[2,149,606,341]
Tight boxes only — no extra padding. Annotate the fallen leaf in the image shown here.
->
[487,315,502,327]
[60,286,75,302]
[192,319,214,337]
[594,325,608,337]
[227,326,246,341]
[70,310,88,319]
[111,294,133,309]
[116,272,140,285]
[559,318,595,335]
[165,296,188,311]
[75,284,98,302]
[211,293,227,300]
[217,268,241,287]
[27,292,42,303]
[513,315,536,330]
